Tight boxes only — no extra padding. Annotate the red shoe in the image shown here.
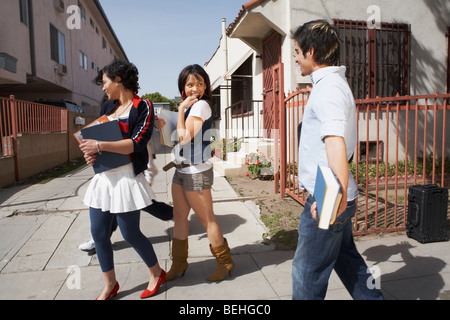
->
[96,282,119,300]
[140,270,166,299]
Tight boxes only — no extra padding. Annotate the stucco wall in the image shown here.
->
[0,111,97,188]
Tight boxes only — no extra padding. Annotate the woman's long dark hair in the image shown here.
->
[178,64,212,106]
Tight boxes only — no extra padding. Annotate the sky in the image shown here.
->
[99,0,246,100]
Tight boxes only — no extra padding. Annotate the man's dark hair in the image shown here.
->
[96,59,140,94]
[291,20,340,66]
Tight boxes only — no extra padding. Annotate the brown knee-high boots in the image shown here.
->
[206,238,235,282]
[167,238,235,282]
[166,238,189,281]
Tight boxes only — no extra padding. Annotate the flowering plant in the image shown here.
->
[245,151,274,180]
[211,137,241,160]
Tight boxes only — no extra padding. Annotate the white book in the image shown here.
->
[314,165,343,230]
[158,109,179,147]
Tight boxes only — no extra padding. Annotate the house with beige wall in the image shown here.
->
[0,0,128,116]
[205,0,449,172]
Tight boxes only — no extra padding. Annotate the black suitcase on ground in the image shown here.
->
[406,184,449,244]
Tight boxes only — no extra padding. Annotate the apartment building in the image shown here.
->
[0,0,128,115]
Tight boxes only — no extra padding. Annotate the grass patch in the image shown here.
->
[260,210,299,250]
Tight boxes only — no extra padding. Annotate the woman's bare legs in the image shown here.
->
[172,183,224,246]
[170,182,232,282]
[172,183,191,241]
[185,189,224,246]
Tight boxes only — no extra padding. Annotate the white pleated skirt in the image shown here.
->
[84,163,155,214]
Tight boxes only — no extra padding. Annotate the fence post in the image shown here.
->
[63,109,70,163]
[273,65,280,195]
[9,95,19,182]
[278,63,286,199]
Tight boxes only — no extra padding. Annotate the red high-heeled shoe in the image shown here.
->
[96,282,119,300]
[140,270,166,299]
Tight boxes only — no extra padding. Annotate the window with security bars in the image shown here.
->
[334,20,410,99]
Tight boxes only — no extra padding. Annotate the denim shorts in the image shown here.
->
[172,167,214,193]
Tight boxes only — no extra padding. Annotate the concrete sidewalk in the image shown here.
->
[0,149,449,300]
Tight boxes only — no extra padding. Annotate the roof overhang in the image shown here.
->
[211,50,254,91]
[90,0,129,62]
[227,11,286,53]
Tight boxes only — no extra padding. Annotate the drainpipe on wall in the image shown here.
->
[222,18,229,74]
[222,18,230,139]
[27,0,37,83]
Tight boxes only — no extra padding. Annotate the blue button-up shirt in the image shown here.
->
[298,66,358,201]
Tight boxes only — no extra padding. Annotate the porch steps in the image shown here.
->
[211,139,276,177]
[211,158,247,177]
[240,139,275,157]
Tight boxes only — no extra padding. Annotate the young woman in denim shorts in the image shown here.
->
[161,64,234,282]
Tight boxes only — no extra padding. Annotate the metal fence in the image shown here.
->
[0,95,68,159]
[281,89,450,235]
[225,100,264,140]
[0,97,15,157]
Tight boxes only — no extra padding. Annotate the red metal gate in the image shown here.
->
[280,90,450,235]
[262,32,281,138]
[273,63,284,195]
[0,95,68,182]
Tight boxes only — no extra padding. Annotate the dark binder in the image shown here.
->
[81,120,131,174]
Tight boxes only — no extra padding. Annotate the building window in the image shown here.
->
[0,53,18,73]
[334,20,410,99]
[79,51,88,71]
[50,24,66,65]
[19,0,28,25]
[360,141,384,163]
[211,88,221,120]
[102,37,107,51]
[78,0,86,24]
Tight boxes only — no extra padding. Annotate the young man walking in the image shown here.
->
[291,20,384,300]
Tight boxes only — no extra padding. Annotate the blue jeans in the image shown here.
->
[292,197,384,300]
[90,208,158,273]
